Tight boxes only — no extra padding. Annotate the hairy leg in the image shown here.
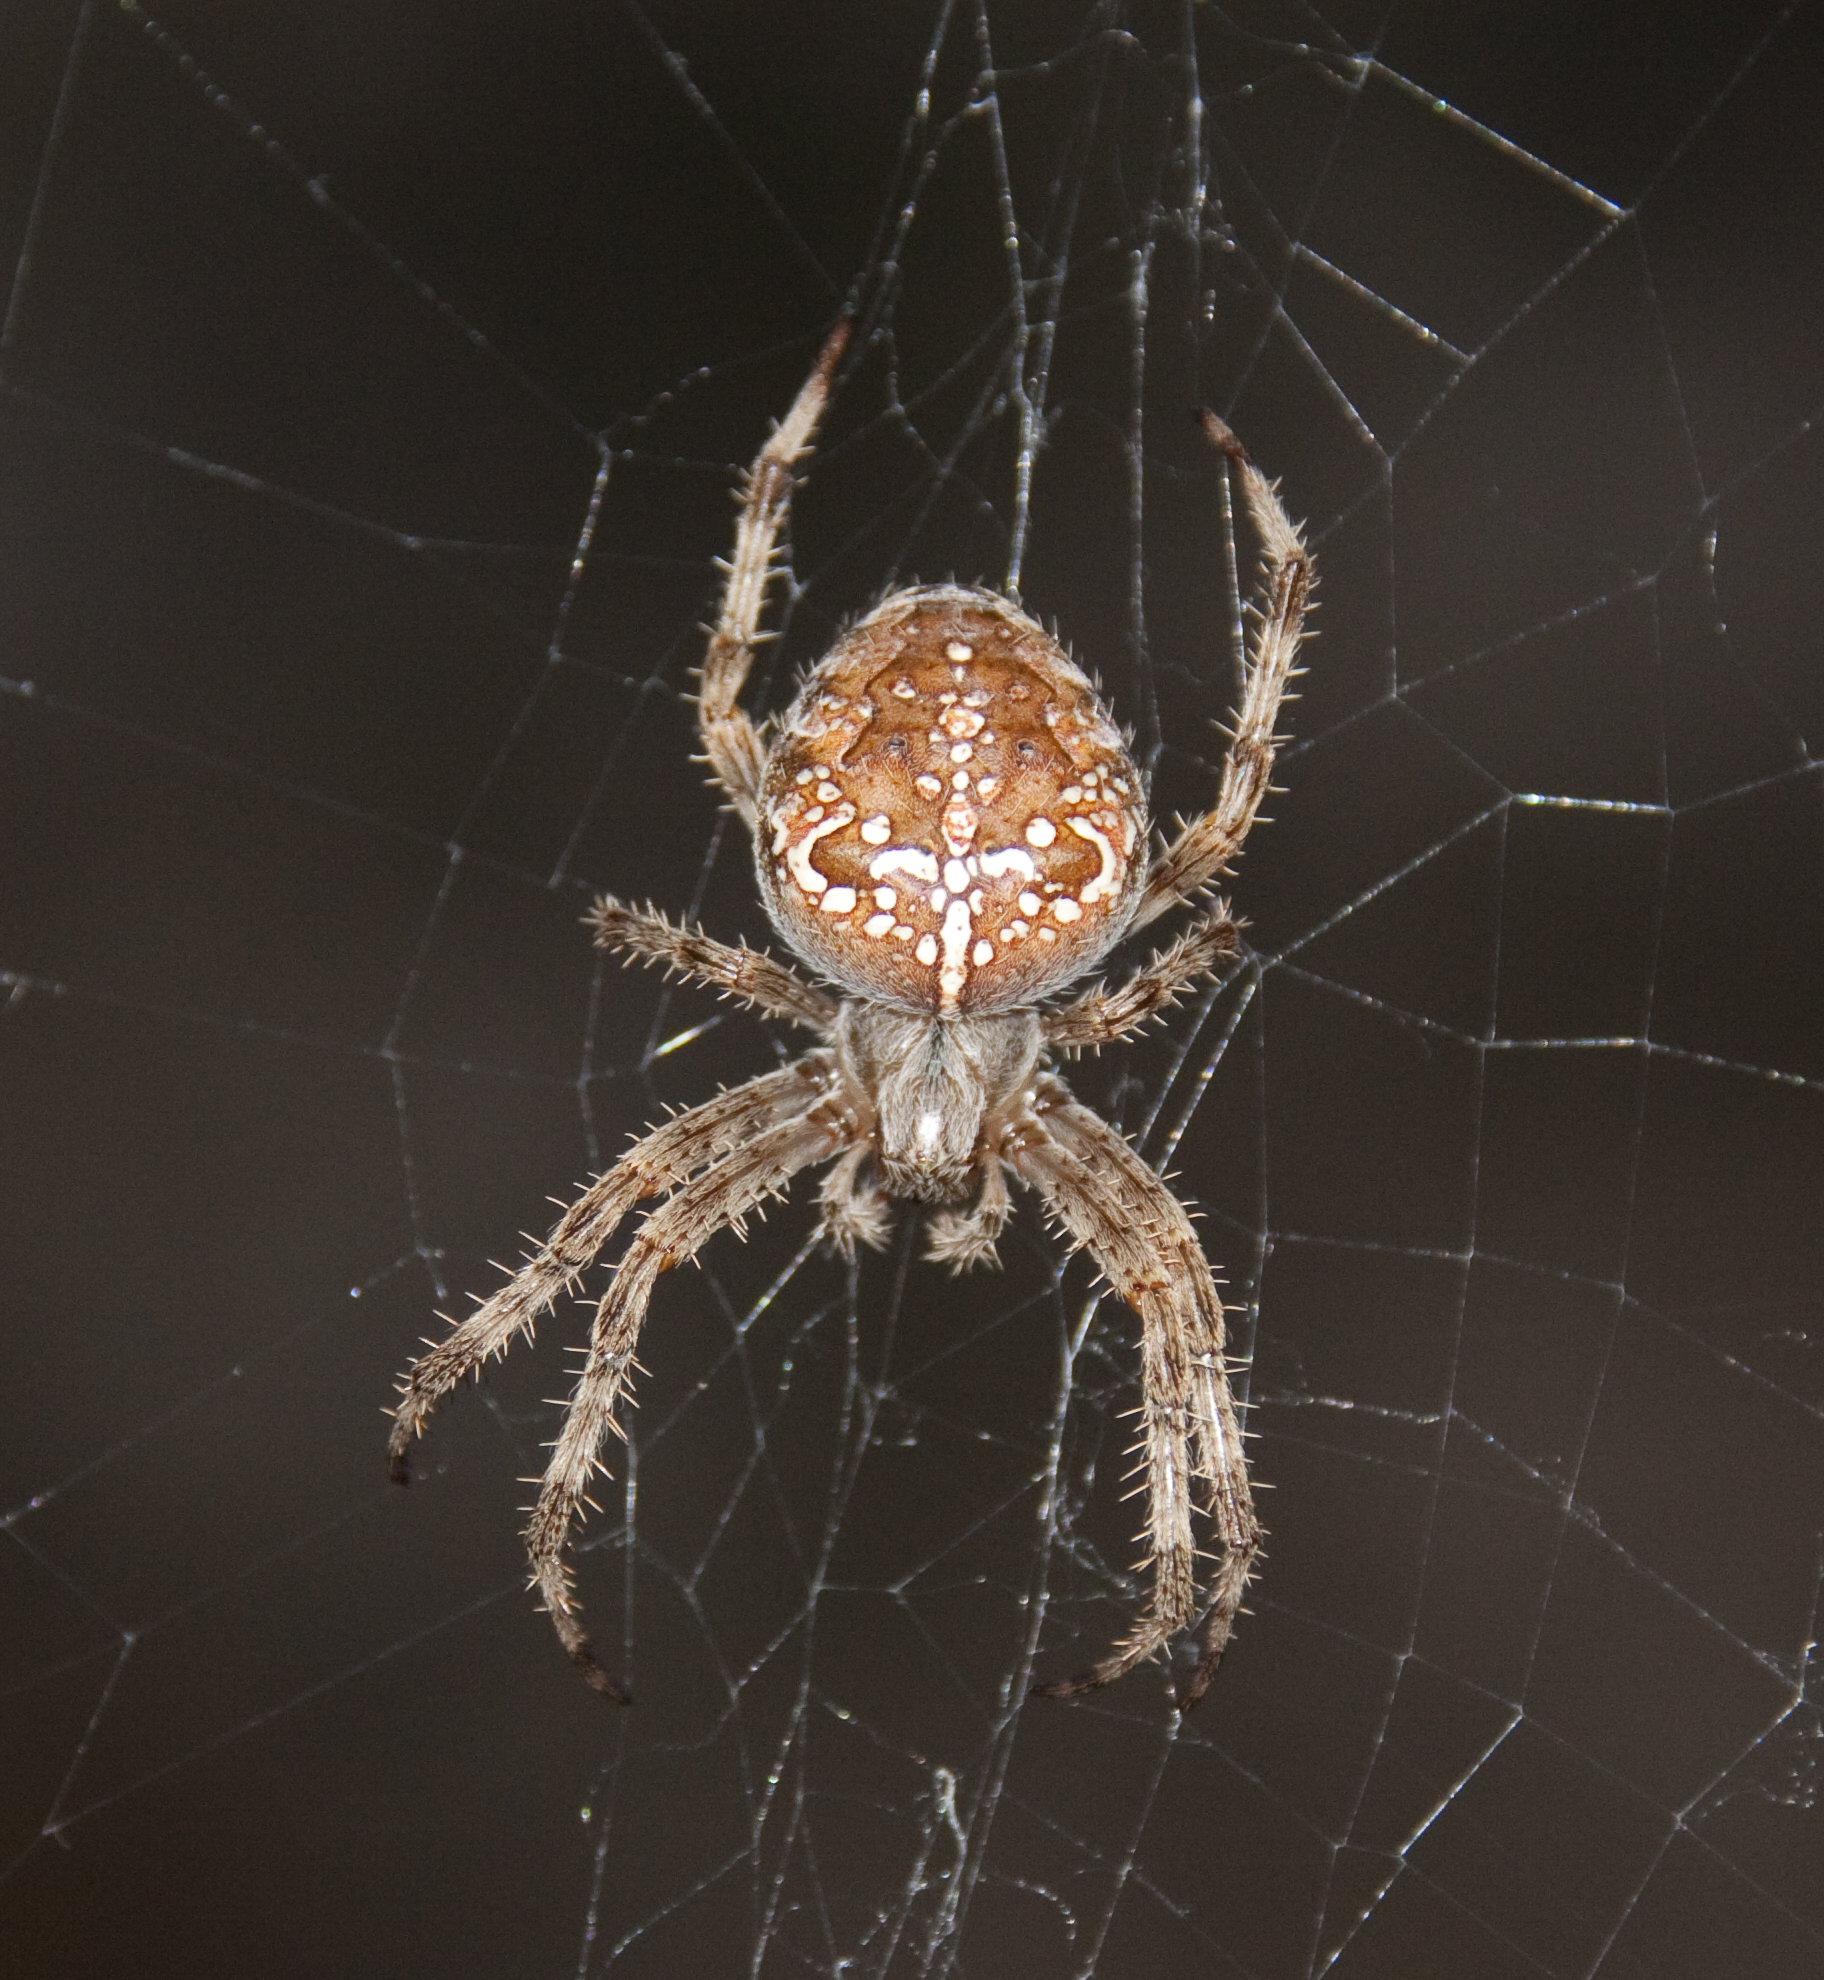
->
[589,895,837,1034]
[525,1102,851,1698]
[698,320,850,824]
[1009,1075,1261,1708]
[388,1055,835,1481]
[1130,415,1313,931]
[1041,905,1242,1051]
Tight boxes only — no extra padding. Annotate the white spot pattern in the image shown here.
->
[938,899,973,1005]
[870,847,939,884]
[1067,815,1122,903]
[781,803,855,897]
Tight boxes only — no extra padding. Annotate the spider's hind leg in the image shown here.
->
[1128,416,1312,935]
[696,319,850,826]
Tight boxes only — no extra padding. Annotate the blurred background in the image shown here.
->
[2,2,1821,1974]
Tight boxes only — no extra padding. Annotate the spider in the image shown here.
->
[388,320,1313,1710]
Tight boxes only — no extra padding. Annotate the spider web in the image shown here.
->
[3,2,1822,1973]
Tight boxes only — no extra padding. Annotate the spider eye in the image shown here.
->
[1016,739,1038,761]
[884,734,909,755]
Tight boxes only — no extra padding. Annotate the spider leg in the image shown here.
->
[924,1156,1012,1271]
[1008,1074,1261,1710]
[525,1096,853,1699]
[698,319,851,826]
[589,895,837,1034]
[1129,415,1313,933]
[387,1056,835,1482]
[1042,903,1243,1052]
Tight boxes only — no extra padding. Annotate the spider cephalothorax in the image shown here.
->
[390,321,1313,1709]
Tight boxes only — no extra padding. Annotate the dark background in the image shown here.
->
[3,3,1821,1975]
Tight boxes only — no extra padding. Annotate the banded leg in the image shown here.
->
[388,1057,834,1481]
[1130,415,1313,931]
[589,895,837,1033]
[1011,1076,1261,1709]
[1042,904,1243,1052]
[525,1103,850,1698]
[698,320,851,825]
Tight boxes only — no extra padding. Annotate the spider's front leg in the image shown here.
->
[1009,1075,1262,1710]
[1129,415,1313,933]
[697,319,850,825]
[526,1093,854,1699]
[387,1057,834,1483]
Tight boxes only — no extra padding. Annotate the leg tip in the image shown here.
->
[1193,407,1248,464]
[570,1643,633,1707]
[818,315,853,374]
[1029,1671,1097,1703]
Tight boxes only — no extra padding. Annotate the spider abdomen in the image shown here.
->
[759,585,1147,1015]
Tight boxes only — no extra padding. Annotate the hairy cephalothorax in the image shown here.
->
[389,321,1313,1710]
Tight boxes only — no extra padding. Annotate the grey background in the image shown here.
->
[3,3,1821,1975]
